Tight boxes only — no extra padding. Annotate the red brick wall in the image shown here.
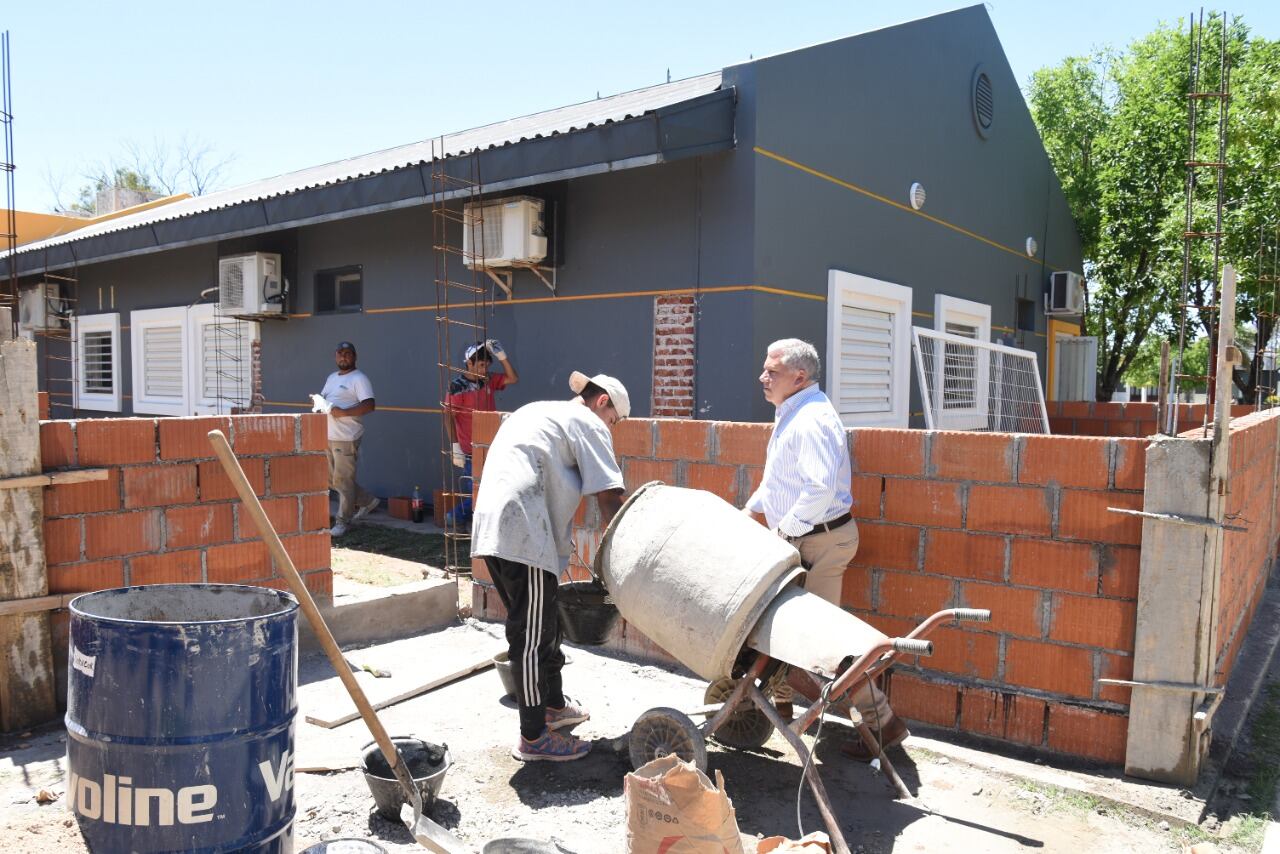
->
[1048,401,1253,437]
[468,412,1143,764]
[40,413,332,696]
[1216,408,1280,686]
[651,295,696,418]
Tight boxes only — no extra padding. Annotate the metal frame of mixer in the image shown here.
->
[629,607,991,854]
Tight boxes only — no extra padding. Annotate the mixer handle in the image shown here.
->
[891,638,934,656]
[952,608,992,623]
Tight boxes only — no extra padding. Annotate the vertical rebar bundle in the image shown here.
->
[2,31,17,338]
[1168,10,1232,435]
[431,140,488,577]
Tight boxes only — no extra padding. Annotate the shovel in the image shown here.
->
[208,429,470,854]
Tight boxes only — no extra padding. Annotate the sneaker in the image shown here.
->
[512,729,591,762]
[352,497,380,521]
[330,522,348,537]
[546,697,590,730]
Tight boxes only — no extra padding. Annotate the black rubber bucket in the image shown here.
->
[360,738,451,820]
[557,581,620,646]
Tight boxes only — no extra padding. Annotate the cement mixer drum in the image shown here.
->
[594,482,803,680]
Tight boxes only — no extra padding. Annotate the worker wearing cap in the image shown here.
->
[444,339,518,527]
[472,371,630,762]
[745,338,907,761]
[318,341,378,537]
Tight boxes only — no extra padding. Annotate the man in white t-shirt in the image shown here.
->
[472,371,629,763]
[318,341,378,537]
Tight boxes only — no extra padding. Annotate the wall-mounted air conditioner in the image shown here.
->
[18,283,69,330]
[218,252,284,315]
[1045,271,1085,316]
[462,196,548,268]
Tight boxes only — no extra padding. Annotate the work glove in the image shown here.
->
[452,442,466,469]
[486,338,507,361]
[310,393,333,414]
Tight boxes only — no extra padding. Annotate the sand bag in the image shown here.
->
[624,754,745,854]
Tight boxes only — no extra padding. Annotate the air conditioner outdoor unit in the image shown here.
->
[1045,271,1086,316]
[218,252,284,315]
[18,283,69,330]
[462,196,548,268]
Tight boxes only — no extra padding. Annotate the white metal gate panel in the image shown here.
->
[912,327,1049,433]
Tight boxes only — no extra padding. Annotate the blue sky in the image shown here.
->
[5,0,1278,213]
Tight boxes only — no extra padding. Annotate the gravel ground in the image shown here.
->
[0,621,1254,853]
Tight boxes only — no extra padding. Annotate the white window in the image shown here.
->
[72,313,122,412]
[131,305,259,416]
[188,303,258,414]
[826,271,913,427]
[933,295,993,430]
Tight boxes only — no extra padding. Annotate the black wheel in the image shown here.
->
[703,677,775,749]
[629,707,707,772]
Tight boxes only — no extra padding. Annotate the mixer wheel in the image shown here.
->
[703,678,775,750]
[629,707,707,772]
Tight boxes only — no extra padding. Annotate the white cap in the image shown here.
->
[569,371,631,419]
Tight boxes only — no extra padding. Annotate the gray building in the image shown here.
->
[4,5,1083,499]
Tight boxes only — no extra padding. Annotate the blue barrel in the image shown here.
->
[66,584,298,853]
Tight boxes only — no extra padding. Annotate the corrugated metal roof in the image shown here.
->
[10,71,722,259]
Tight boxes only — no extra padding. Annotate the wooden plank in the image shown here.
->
[0,469,109,490]
[0,338,58,731]
[0,594,77,618]
[304,653,497,729]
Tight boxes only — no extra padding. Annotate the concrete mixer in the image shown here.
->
[594,482,991,854]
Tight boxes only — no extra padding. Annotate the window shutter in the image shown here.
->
[836,305,895,415]
[199,318,253,408]
[72,313,122,412]
[142,324,184,399]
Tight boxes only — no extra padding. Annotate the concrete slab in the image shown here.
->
[301,576,459,650]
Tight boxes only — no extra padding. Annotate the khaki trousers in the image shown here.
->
[775,519,894,725]
[327,440,375,524]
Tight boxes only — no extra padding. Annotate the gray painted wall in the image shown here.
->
[737,4,1084,423]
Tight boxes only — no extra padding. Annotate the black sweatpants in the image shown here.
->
[485,557,566,740]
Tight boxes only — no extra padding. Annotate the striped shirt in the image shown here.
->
[745,384,853,537]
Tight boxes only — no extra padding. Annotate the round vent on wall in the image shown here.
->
[972,65,994,138]
[909,182,927,210]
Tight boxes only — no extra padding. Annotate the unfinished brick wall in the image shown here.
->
[1049,401,1252,437]
[1215,408,1280,687]
[40,413,332,700]
[468,412,1144,764]
[651,295,696,418]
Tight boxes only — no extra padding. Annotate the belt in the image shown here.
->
[795,511,852,539]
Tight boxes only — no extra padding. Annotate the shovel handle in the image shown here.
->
[206,430,415,797]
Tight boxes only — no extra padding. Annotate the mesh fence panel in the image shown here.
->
[912,327,1049,433]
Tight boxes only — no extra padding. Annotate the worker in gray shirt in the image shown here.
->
[472,371,629,763]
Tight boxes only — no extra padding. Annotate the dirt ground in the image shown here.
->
[0,620,1261,853]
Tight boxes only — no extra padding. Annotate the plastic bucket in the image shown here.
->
[556,581,620,645]
[595,482,804,680]
[66,584,298,853]
[360,737,451,820]
[493,651,518,698]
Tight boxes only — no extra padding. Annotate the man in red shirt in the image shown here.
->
[445,339,518,525]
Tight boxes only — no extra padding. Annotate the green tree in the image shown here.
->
[70,167,157,215]
[1029,14,1280,401]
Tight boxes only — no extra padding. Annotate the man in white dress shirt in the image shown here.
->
[744,338,907,760]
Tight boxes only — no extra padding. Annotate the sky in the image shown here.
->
[4,0,1278,214]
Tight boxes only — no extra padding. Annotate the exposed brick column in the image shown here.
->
[651,295,696,418]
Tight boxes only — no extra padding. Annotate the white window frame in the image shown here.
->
[933,295,993,430]
[826,270,913,428]
[187,303,260,415]
[130,306,190,416]
[71,313,122,412]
